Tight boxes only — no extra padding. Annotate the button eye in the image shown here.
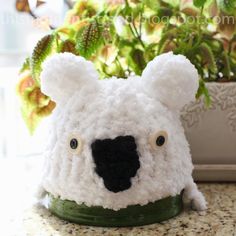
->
[156,135,166,147]
[149,131,168,150]
[68,135,83,154]
[70,138,78,149]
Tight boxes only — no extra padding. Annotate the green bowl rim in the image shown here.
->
[44,191,183,227]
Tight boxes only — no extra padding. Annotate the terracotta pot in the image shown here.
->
[181,82,236,181]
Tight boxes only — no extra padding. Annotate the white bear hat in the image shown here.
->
[39,52,207,226]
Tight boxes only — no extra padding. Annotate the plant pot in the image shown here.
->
[181,82,236,181]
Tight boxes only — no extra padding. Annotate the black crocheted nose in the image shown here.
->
[91,136,140,193]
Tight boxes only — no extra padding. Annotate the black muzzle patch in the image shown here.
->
[91,136,140,193]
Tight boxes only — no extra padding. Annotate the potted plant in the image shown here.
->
[16,0,236,180]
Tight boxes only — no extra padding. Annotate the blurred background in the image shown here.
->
[0,0,70,159]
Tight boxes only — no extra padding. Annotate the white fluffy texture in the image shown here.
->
[142,52,199,110]
[183,182,207,211]
[40,53,206,211]
[40,53,99,103]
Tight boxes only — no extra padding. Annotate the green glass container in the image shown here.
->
[44,191,183,227]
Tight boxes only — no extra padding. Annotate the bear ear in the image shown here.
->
[40,52,99,103]
[141,52,199,110]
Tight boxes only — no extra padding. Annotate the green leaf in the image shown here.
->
[143,0,159,10]
[31,34,55,82]
[60,39,76,54]
[161,0,179,7]
[217,0,236,14]
[196,79,211,107]
[21,106,41,135]
[19,86,55,134]
[122,1,132,16]
[199,42,217,74]
[193,0,207,8]
[222,51,231,79]
[101,20,116,44]
[128,49,146,75]
[158,30,176,54]
[157,7,173,18]
[75,19,103,58]
[20,57,30,73]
